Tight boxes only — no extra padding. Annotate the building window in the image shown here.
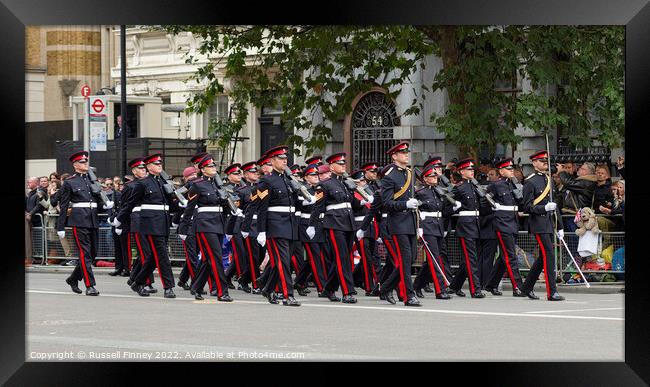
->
[209,96,229,124]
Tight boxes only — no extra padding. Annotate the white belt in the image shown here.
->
[295,211,302,217]
[458,210,479,216]
[420,211,442,218]
[197,206,223,213]
[382,213,387,218]
[354,216,366,221]
[496,206,518,211]
[326,202,352,211]
[141,204,169,211]
[268,206,296,213]
[71,202,97,208]
[300,213,312,219]
[252,215,258,220]
[131,206,141,213]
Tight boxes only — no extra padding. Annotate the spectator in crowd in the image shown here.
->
[557,162,597,221]
[487,168,499,182]
[616,155,625,179]
[49,172,60,183]
[60,173,70,183]
[562,160,578,178]
[594,165,614,214]
[25,177,46,227]
[600,180,625,227]
[513,167,524,183]
[25,177,39,262]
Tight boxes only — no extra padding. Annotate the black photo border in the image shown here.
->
[1,0,649,384]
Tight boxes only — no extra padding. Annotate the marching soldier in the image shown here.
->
[379,142,422,306]
[174,166,201,291]
[107,177,126,276]
[289,163,307,282]
[255,145,301,306]
[58,151,113,296]
[235,161,263,294]
[223,163,247,290]
[358,162,382,287]
[118,159,156,293]
[308,153,359,304]
[413,164,458,299]
[305,155,323,166]
[447,158,486,298]
[179,154,233,301]
[483,158,527,297]
[293,163,328,296]
[351,169,376,296]
[519,151,565,301]
[115,154,179,298]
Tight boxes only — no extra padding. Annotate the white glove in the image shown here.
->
[453,201,462,212]
[178,201,188,208]
[257,232,267,247]
[103,201,114,210]
[356,229,365,240]
[417,228,424,238]
[361,196,374,206]
[377,237,383,244]
[302,196,317,206]
[306,226,316,240]
[544,202,557,212]
[492,203,504,211]
[171,222,179,229]
[557,230,564,240]
[179,234,187,241]
[406,198,419,209]
[225,234,233,242]
[242,231,249,239]
[57,230,65,239]
[112,218,121,227]
[115,228,123,235]
[419,212,426,221]
[234,208,244,217]
[444,231,448,238]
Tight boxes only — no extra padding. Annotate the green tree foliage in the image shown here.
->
[157,25,624,158]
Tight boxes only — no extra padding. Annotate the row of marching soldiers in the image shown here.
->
[61,141,565,305]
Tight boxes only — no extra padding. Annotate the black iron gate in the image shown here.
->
[351,92,401,170]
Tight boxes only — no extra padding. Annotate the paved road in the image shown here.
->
[26,272,624,361]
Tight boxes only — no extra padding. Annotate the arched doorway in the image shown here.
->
[349,91,401,170]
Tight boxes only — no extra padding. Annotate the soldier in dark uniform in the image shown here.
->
[378,142,422,306]
[179,154,234,301]
[255,145,301,306]
[117,159,155,293]
[223,163,247,290]
[293,164,328,296]
[58,151,113,296]
[520,151,565,301]
[478,173,498,288]
[483,158,527,297]
[358,162,382,290]
[107,178,125,276]
[351,169,376,296]
[235,161,262,294]
[114,154,180,298]
[413,165,458,299]
[305,155,323,166]
[308,153,359,304]
[174,166,201,291]
[448,158,486,298]
[289,164,308,280]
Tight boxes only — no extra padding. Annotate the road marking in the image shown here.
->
[27,290,624,321]
[525,307,623,314]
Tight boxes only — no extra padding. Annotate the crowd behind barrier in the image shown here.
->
[28,213,625,283]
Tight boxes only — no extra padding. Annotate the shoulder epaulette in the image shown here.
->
[416,187,426,193]
[384,166,394,176]
[524,173,536,181]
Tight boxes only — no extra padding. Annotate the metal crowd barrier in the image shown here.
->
[30,213,625,282]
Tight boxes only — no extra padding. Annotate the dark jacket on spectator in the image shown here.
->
[558,172,597,212]
[593,180,614,214]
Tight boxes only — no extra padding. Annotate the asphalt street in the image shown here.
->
[26,272,624,361]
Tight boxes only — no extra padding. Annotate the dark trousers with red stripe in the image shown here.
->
[294,241,327,292]
[129,233,153,286]
[324,229,356,296]
[133,234,175,290]
[117,229,132,273]
[381,234,416,301]
[521,233,557,298]
[192,232,229,297]
[449,237,482,295]
[414,235,447,294]
[239,236,262,289]
[179,233,199,285]
[69,227,98,288]
[479,238,498,286]
[225,235,247,281]
[290,240,304,275]
[378,238,402,298]
[112,228,128,273]
[487,231,524,290]
[352,237,376,292]
[263,238,294,298]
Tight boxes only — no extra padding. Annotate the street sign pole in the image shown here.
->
[120,25,128,178]
[83,98,90,154]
